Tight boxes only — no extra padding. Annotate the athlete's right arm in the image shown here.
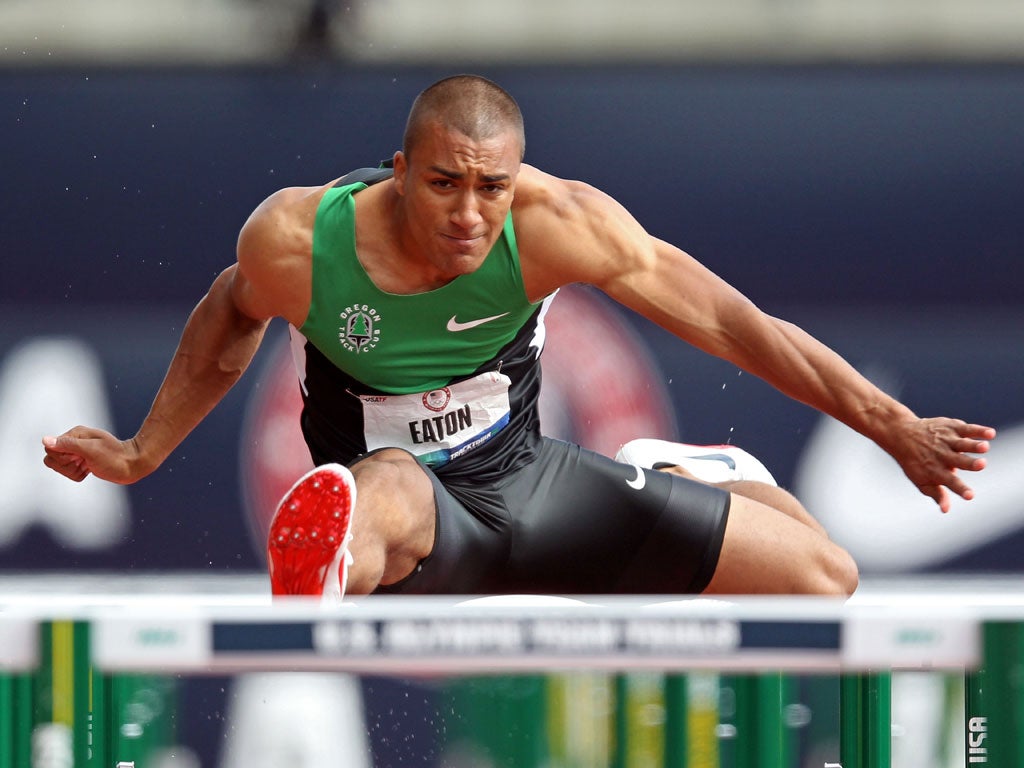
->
[42,186,319,484]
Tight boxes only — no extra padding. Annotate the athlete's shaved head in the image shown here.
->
[403,74,525,160]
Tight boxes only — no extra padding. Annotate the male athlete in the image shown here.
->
[43,75,994,600]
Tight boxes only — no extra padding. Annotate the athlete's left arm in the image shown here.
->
[519,171,994,511]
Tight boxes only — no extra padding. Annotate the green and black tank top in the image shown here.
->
[291,166,555,479]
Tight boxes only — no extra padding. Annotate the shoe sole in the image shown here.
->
[267,463,355,597]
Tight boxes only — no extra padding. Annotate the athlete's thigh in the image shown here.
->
[370,454,511,595]
[500,439,729,594]
[704,493,855,595]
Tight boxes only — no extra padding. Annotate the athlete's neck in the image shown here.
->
[352,184,457,295]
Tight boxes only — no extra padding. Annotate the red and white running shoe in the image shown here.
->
[267,463,355,605]
[615,439,777,487]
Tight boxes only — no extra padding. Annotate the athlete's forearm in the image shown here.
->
[729,311,916,450]
[130,267,269,478]
[629,239,916,445]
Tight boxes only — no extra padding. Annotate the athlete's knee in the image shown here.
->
[348,448,437,586]
[345,550,386,596]
[810,541,859,597]
[769,540,858,596]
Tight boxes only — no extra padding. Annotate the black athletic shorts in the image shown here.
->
[373,437,731,596]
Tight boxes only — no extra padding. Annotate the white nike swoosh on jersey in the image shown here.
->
[446,313,510,332]
[626,465,646,490]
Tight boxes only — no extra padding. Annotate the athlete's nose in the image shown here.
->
[449,191,484,232]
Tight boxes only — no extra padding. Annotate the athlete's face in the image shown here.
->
[393,122,521,284]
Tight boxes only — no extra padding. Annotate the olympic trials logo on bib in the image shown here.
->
[422,387,452,412]
[339,304,381,353]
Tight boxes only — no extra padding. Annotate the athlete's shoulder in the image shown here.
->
[513,164,651,295]
[514,163,583,206]
[512,164,618,228]
[233,183,337,325]
[239,182,335,253]
[254,181,336,222]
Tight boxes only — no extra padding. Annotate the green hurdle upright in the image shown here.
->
[964,621,1024,766]
[21,620,179,768]
[965,664,988,766]
[613,672,663,767]
[0,672,33,768]
[719,673,796,768]
[664,673,719,768]
[614,672,723,768]
[839,672,891,768]
[30,620,103,767]
[443,675,551,768]
[29,620,113,767]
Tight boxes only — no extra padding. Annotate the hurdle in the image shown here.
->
[964,620,1024,765]
[3,592,1023,767]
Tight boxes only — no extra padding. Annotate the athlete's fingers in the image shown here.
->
[939,428,990,472]
[46,448,87,473]
[957,423,997,442]
[918,483,952,514]
[44,425,110,449]
[949,432,991,457]
[919,466,979,513]
[941,467,976,500]
[951,452,987,472]
[43,434,80,457]
[42,429,122,482]
[42,452,90,482]
[908,418,994,482]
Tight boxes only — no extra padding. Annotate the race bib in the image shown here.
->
[358,371,512,467]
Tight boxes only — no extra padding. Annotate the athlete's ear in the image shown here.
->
[392,151,407,195]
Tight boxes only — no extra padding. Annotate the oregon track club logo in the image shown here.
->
[339,304,381,353]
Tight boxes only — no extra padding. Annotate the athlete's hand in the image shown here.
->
[42,427,146,485]
[888,418,995,513]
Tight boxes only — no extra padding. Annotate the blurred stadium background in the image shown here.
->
[1,1,1022,766]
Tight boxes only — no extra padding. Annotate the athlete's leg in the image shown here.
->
[345,448,437,594]
[659,465,827,537]
[617,438,828,536]
[497,440,731,595]
[267,448,437,599]
[703,493,858,595]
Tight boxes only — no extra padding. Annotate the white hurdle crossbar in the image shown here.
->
[5,590,1024,767]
